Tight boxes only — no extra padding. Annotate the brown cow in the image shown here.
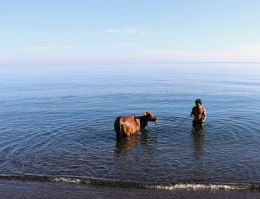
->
[114,112,157,137]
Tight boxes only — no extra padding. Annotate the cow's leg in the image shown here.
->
[120,123,131,137]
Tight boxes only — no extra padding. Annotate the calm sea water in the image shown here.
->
[0,63,260,191]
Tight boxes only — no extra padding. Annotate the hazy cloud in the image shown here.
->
[234,44,260,51]
[105,27,139,34]
[9,45,79,52]
[145,48,260,62]
[120,42,137,47]
[74,29,84,33]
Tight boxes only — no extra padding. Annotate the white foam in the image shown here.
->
[49,177,254,191]
[53,177,82,184]
[148,183,246,191]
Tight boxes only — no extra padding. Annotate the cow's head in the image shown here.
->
[143,112,157,122]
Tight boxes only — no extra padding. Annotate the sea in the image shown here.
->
[0,63,260,198]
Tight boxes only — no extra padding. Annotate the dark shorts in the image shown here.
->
[192,120,204,129]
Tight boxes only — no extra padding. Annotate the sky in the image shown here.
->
[1,0,260,66]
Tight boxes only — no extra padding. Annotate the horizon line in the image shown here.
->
[0,61,260,67]
[1,61,260,67]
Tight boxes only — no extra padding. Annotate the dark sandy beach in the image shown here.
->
[0,180,260,199]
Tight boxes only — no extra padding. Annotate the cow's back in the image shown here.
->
[114,115,139,137]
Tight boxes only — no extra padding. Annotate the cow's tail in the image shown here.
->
[114,117,121,137]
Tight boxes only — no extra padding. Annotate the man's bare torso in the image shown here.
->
[192,105,206,122]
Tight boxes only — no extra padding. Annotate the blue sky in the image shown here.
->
[1,0,260,66]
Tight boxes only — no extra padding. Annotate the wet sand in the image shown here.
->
[0,180,260,199]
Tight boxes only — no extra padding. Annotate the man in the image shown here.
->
[190,99,207,128]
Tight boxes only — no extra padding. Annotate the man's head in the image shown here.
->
[195,99,202,105]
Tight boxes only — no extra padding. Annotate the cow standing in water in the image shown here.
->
[114,112,157,137]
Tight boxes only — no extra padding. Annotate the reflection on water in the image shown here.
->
[191,124,206,159]
[115,130,149,156]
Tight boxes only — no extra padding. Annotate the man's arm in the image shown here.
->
[190,107,194,118]
[202,108,207,122]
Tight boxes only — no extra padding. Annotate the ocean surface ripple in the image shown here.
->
[0,64,260,189]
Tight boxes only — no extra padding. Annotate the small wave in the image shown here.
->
[0,175,260,191]
[148,184,246,191]
[53,177,83,184]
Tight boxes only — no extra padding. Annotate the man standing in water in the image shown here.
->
[190,99,207,128]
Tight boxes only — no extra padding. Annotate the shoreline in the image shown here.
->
[0,180,260,199]
[1,174,260,191]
